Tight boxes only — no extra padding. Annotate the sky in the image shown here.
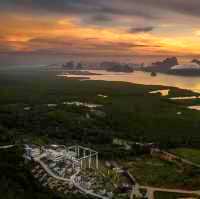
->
[1,0,200,65]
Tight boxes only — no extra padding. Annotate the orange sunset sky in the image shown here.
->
[1,0,200,65]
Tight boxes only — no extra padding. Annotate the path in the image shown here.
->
[0,145,15,149]
[34,155,71,182]
[146,188,154,199]
[127,167,200,199]
[162,151,200,168]
[177,157,200,168]
[140,186,200,195]
[140,186,200,199]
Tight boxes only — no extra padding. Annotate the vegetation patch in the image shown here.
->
[171,148,200,165]
[123,155,200,190]
[154,191,199,199]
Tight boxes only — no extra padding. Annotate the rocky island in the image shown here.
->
[100,62,134,73]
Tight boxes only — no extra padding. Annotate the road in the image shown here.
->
[35,155,70,182]
[127,166,200,199]
[139,186,200,199]
[128,150,200,199]
[162,151,200,168]
[0,145,15,149]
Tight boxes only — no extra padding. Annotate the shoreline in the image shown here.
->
[57,69,200,94]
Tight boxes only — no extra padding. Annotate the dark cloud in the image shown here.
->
[0,0,157,24]
[27,38,151,50]
[133,0,200,18]
[128,26,155,33]
[80,14,115,26]
[0,0,198,62]
[1,0,200,21]
[28,38,73,47]
[87,14,113,24]
[91,41,160,50]
[0,36,160,57]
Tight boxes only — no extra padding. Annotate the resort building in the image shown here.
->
[24,144,42,160]
[44,145,66,162]
[24,144,99,172]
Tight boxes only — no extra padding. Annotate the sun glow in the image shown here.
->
[0,13,200,57]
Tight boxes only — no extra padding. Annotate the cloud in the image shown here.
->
[1,0,200,63]
[128,26,155,33]
[133,0,200,18]
[0,0,158,25]
[80,14,115,26]
[28,37,73,47]
[171,63,200,70]
[1,0,200,22]
[0,33,160,57]
[86,14,113,24]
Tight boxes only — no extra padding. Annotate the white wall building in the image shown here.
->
[24,144,42,160]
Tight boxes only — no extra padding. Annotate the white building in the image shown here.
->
[24,144,42,160]
[46,149,65,162]
[24,144,99,172]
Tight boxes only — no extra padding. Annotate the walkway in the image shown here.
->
[140,186,200,195]
[162,151,200,168]
[139,186,200,199]
[127,167,200,199]
[0,145,15,149]
[34,156,71,182]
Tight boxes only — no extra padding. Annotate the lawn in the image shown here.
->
[124,155,200,190]
[171,148,200,165]
[154,191,199,199]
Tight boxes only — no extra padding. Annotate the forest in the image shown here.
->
[1,68,200,198]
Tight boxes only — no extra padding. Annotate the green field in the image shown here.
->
[171,148,200,165]
[155,191,199,199]
[124,156,200,190]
